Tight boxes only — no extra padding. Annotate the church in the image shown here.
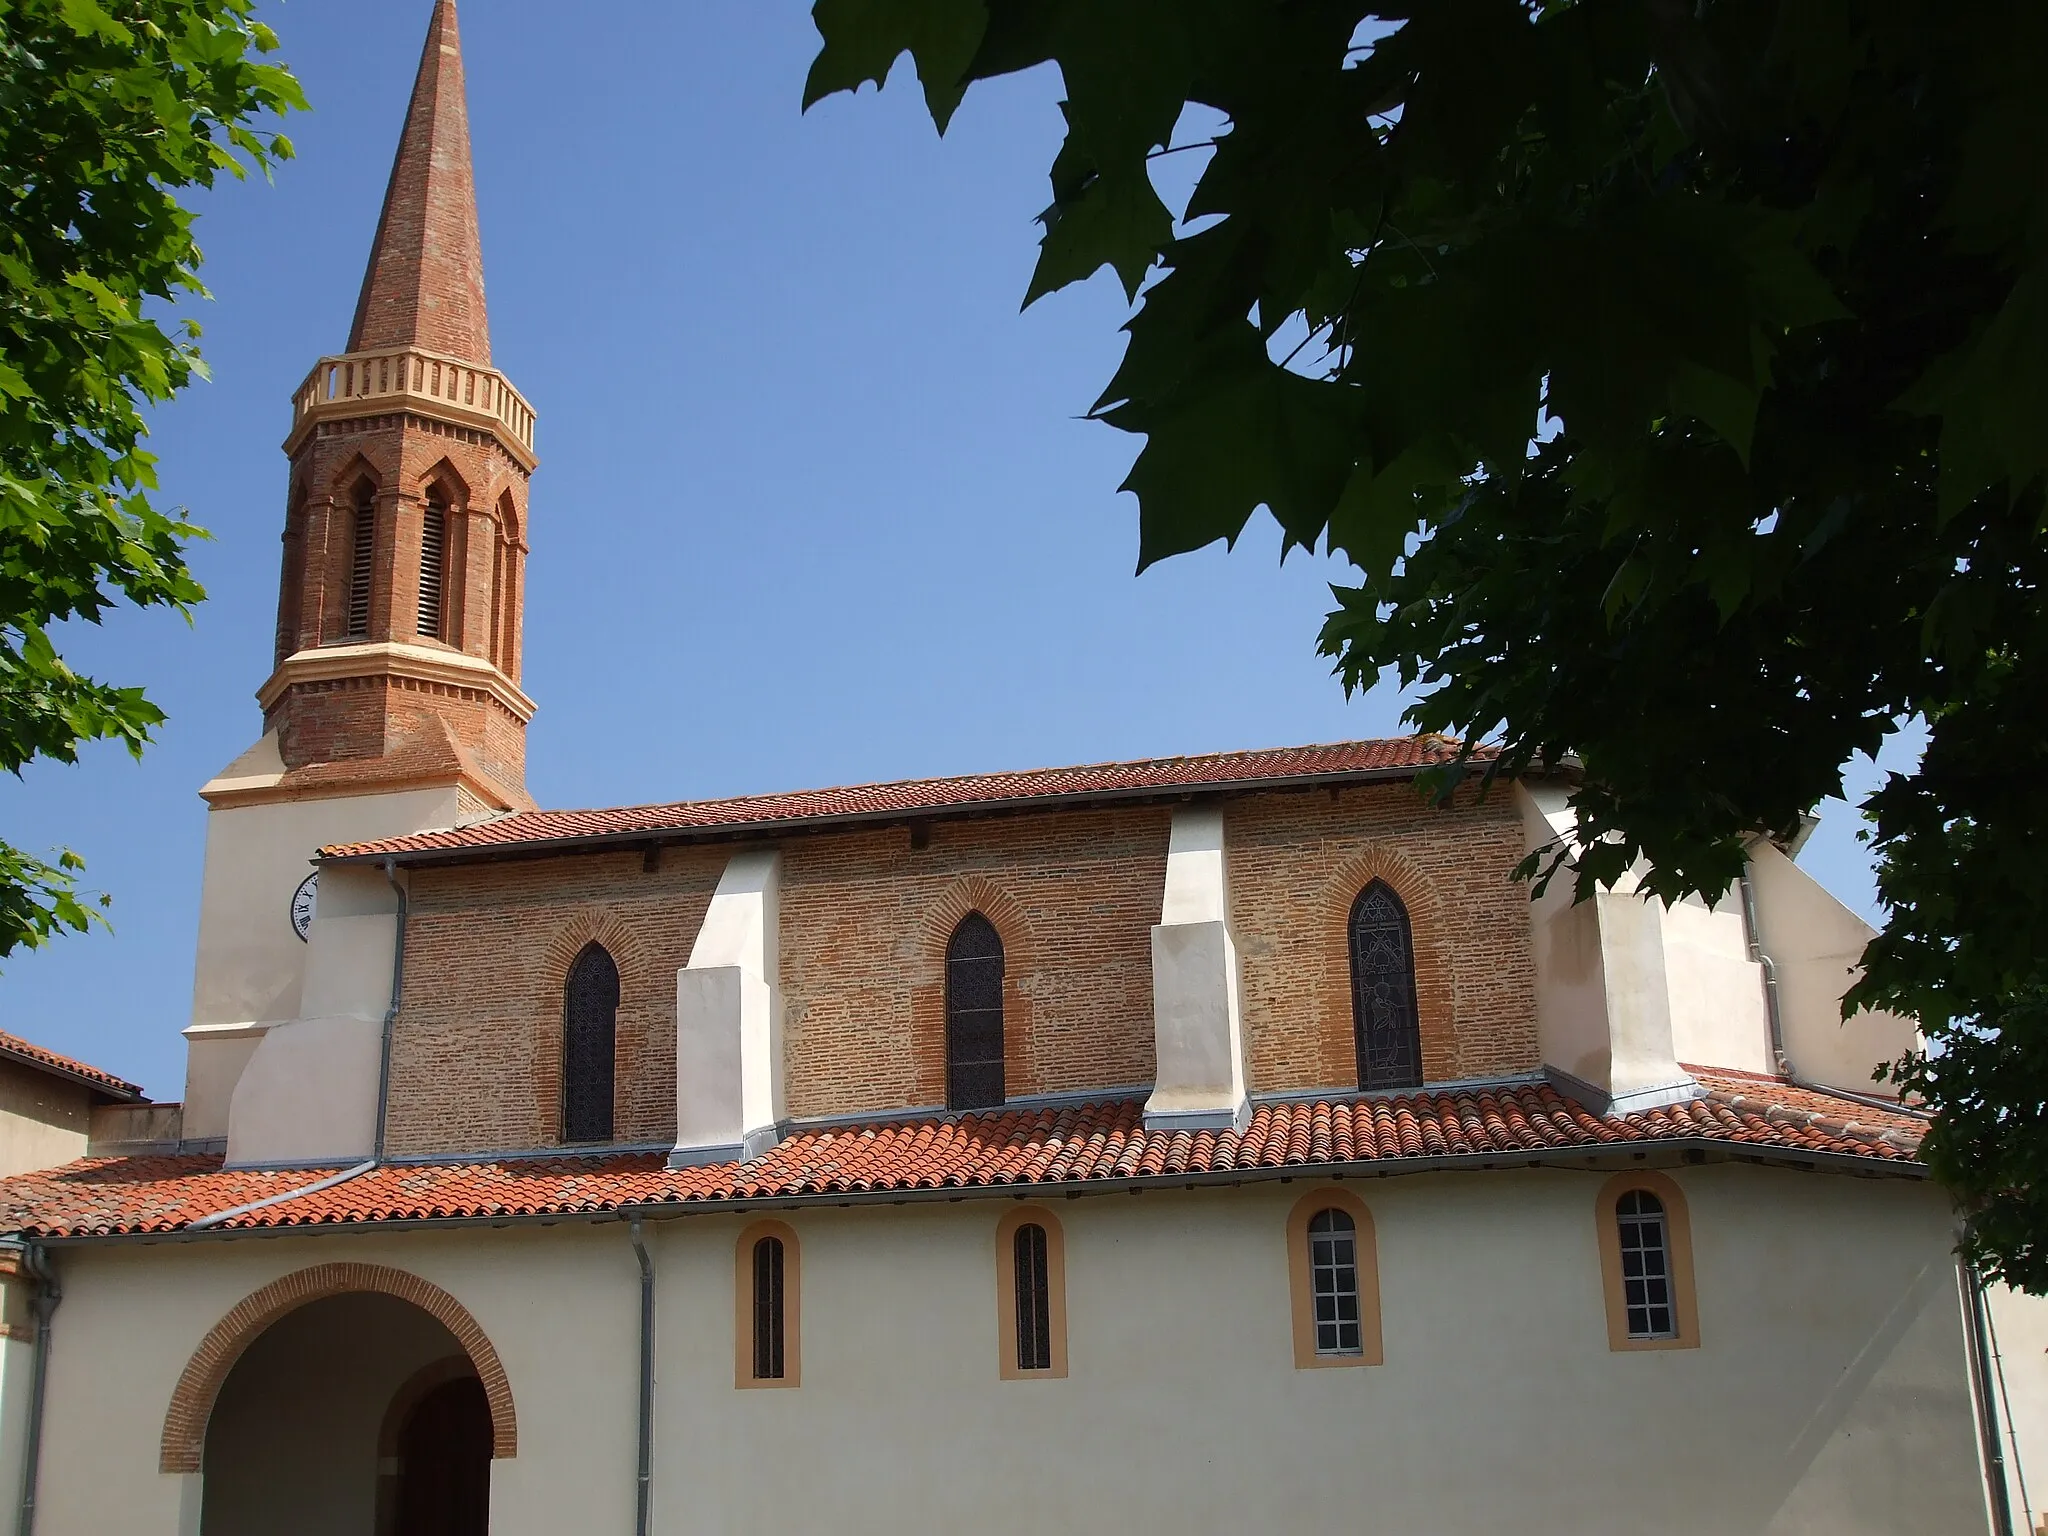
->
[0,4,2023,1533]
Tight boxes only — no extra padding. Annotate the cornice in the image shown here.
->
[256,640,537,724]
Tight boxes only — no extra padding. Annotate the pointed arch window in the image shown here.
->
[1347,880,1422,1090]
[561,943,619,1143]
[945,912,1005,1110]
[419,488,450,640]
[345,480,377,639]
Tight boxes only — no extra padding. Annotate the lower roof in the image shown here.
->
[0,1030,142,1103]
[0,1073,1922,1241]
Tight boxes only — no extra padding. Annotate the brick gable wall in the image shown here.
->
[381,788,1535,1156]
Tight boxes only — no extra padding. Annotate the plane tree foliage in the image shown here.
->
[806,1,2048,1285]
[0,0,301,956]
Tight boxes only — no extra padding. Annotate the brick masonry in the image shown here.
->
[382,787,1537,1157]
[158,1260,516,1473]
[1228,781,1540,1089]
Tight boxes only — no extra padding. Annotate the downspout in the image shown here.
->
[373,855,408,1162]
[1963,1247,2018,1536]
[628,1217,654,1536]
[15,1244,58,1536]
[1736,848,1791,1077]
[1738,846,1911,1116]
[191,856,408,1230]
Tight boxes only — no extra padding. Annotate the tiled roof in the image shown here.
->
[0,1030,141,1101]
[0,1076,1920,1240]
[322,737,1483,862]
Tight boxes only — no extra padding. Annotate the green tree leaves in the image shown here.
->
[0,0,303,957]
[811,1,2048,1285]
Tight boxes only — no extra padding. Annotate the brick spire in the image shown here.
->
[347,0,490,364]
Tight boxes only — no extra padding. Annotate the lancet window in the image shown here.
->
[1347,880,1423,1090]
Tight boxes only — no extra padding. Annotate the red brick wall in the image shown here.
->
[777,808,1172,1117]
[378,787,1538,1157]
[385,847,724,1155]
[1227,782,1539,1090]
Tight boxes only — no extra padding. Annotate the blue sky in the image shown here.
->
[3,2,1906,1098]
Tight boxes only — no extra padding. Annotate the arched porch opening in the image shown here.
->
[198,1291,492,1536]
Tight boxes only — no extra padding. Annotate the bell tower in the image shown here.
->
[183,0,537,1157]
[262,0,533,810]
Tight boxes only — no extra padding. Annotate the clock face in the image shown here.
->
[289,872,319,942]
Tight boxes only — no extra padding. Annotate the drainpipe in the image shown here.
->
[1737,847,1910,1116]
[1963,1249,2018,1536]
[373,856,409,1162]
[629,1217,654,1536]
[15,1244,58,1536]
[1736,850,1791,1077]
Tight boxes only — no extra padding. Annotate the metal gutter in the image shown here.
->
[315,762,1465,872]
[20,1135,1926,1250]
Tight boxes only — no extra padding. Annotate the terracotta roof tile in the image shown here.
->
[321,737,1483,861]
[0,1076,1921,1240]
[0,1030,141,1100]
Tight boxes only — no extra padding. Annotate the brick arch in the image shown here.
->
[913,874,1039,1103]
[1320,846,1458,1086]
[159,1263,516,1474]
[417,454,473,508]
[537,909,660,1143]
[325,450,383,497]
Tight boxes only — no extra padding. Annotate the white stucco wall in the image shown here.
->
[184,754,461,1141]
[1746,839,1918,1096]
[1987,1286,2048,1532]
[21,1165,1985,1536]
[0,1062,92,1179]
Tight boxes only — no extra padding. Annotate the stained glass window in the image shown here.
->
[1348,880,1422,1089]
[562,943,618,1143]
[946,913,1004,1110]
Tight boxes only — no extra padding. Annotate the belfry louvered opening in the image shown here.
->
[346,480,377,638]
[418,490,449,639]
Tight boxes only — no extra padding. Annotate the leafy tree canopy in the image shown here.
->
[0,0,302,955]
[807,1,2048,1284]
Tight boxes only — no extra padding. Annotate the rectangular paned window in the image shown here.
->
[751,1236,785,1380]
[1616,1191,1677,1339]
[1308,1208,1364,1355]
[1013,1222,1052,1372]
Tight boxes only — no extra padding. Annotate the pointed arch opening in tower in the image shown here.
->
[346,477,378,639]
[419,486,450,641]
